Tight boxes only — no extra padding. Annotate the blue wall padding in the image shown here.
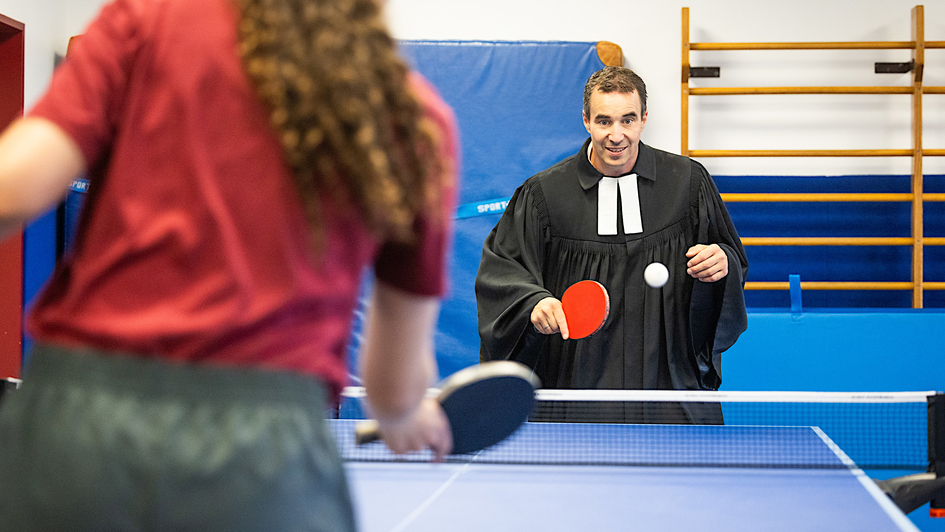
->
[398,40,604,204]
[386,41,608,378]
[714,174,945,309]
[22,211,57,307]
[63,178,88,253]
[722,311,943,392]
[925,246,945,308]
[725,202,911,237]
[21,209,58,357]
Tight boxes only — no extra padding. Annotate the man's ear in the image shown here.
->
[582,112,591,134]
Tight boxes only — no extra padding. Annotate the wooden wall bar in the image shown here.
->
[682,5,943,308]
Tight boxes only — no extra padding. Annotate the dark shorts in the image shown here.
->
[0,343,356,532]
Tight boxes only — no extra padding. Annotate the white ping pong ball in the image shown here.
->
[644,262,669,288]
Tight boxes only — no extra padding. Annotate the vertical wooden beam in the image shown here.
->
[911,5,924,308]
[0,237,22,379]
[0,14,24,378]
[681,7,690,156]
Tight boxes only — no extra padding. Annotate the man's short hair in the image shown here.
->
[583,66,647,118]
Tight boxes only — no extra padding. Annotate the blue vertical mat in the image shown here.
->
[347,41,608,380]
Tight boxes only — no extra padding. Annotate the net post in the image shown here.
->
[929,393,944,517]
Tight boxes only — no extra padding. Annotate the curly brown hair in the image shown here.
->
[234,0,446,248]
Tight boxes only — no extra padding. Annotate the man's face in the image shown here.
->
[582,89,647,176]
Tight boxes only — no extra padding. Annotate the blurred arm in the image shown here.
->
[0,117,85,241]
[359,280,452,458]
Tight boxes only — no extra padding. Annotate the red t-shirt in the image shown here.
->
[26,0,458,399]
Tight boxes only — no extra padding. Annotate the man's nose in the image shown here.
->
[607,127,625,143]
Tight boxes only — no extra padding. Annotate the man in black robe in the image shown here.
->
[475,67,748,424]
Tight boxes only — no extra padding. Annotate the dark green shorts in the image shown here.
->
[0,343,356,532]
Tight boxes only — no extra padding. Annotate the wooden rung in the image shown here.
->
[741,237,913,246]
[924,149,945,156]
[721,193,912,202]
[922,87,945,94]
[746,281,915,290]
[688,149,913,157]
[690,86,913,95]
[926,41,945,49]
[689,41,916,51]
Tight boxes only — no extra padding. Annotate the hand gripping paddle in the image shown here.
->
[560,280,610,339]
[355,360,541,455]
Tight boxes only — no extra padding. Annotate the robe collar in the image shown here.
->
[576,138,657,191]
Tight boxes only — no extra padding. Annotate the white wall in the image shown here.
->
[0,0,108,110]
[4,0,943,176]
[0,0,56,111]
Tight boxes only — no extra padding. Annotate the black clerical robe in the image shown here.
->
[476,140,748,401]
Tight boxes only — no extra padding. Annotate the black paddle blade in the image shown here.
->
[439,373,537,454]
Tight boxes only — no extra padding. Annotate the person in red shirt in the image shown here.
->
[0,0,459,529]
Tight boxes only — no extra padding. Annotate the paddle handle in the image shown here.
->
[354,419,382,445]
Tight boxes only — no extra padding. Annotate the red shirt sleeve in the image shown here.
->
[29,0,145,169]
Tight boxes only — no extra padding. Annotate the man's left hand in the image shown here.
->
[685,244,728,282]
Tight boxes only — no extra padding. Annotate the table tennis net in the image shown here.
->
[331,389,942,471]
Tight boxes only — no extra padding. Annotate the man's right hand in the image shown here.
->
[531,297,570,340]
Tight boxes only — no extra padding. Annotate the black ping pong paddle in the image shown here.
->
[355,360,540,455]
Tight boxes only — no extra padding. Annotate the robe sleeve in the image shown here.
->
[475,181,554,367]
[689,163,749,389]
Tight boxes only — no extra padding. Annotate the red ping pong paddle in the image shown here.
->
[355,361,541,455]
[560,280,610,339]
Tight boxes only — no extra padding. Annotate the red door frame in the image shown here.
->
[0,14,25,379]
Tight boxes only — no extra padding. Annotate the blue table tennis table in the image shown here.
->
[332,419,919,532]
